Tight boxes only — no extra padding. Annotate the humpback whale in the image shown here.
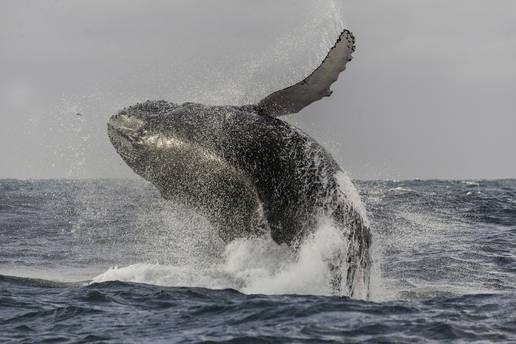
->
[108,30,371,297]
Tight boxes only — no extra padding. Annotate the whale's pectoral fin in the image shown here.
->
[255,30,355,117]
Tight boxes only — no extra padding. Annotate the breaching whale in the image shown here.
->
[108,30,371,297]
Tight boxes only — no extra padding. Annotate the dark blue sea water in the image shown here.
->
[1,179,515,343]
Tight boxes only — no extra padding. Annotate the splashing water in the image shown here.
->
[92,218,362,297]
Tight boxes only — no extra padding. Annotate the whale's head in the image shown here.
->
[107,100,239,187]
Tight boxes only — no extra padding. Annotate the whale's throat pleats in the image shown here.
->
[142,135,266,242]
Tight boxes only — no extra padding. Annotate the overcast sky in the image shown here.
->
[1,0,515,180]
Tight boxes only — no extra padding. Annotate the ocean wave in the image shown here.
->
[2,274,515,343]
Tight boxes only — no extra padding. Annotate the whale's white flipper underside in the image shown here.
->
[256,30,355,117]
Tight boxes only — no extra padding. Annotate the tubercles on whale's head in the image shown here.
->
[108,113,145,141]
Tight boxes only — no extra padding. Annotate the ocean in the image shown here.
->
[1,179,515,343]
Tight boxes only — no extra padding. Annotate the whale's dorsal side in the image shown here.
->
[253,30,355,117]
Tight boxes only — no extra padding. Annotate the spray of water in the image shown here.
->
[232,0,347,106]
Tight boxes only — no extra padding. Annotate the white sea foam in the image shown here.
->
[92,220,358,297]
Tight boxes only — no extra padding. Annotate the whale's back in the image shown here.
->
[220,111,341,244]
